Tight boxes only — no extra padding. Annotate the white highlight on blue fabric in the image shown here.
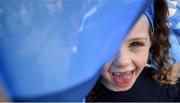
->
[78,0,103,32]
[78,6,97,32]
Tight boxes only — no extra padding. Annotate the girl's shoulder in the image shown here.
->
[175,78,180,101]
[141,66,180,89]
[140,67,180,101]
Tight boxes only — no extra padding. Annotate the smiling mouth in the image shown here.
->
[112,70,134,87]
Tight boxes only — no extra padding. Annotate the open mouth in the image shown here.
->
[111,70,134,87]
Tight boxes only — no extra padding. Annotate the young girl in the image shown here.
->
[86,0,180,102]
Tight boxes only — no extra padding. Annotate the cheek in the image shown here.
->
[102,63,112,80]
[131,50,149,69]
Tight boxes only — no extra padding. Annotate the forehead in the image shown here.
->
[127,15,150,39]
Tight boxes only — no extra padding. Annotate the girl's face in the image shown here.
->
[101,15,151,91]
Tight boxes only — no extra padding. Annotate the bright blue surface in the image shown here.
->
[168,0,180,63]
[0,0,149,101]
[169,31,180,62]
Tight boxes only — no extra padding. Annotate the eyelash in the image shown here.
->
[129,42,143,48]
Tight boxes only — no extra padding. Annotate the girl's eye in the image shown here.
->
[129,42,143,48]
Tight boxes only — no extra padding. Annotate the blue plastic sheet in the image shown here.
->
[0,0,150,101]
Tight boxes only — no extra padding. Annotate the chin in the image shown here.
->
[115,79,135,91]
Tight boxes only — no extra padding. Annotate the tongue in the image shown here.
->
[113,72,132,85]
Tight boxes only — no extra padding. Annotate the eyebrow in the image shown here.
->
[127,37,149,42]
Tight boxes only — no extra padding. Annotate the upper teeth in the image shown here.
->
[114,72,122,76]
[126,71,131,75]
[113,71,131,76]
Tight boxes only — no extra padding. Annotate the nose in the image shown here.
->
[113,49,131,67]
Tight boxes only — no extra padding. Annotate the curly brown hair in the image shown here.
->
[150,0,177,84]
